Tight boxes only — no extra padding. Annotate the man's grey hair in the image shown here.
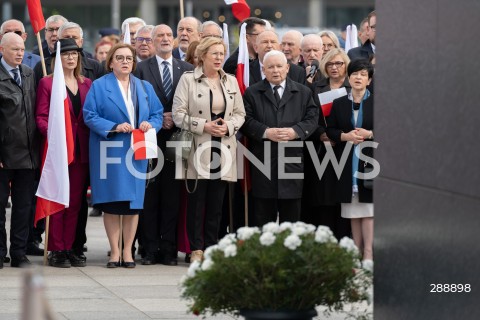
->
[135,25,155,38]
[59,22,83,39]
[121,17,147,35]
[263,50,287,64]
[177,17,202,32]
[201,21,223,37]
[45,15,68,28]
[0,19,25,34]
[301,33,323,48]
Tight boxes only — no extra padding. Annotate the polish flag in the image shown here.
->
[318,87,348,117]
[35,41,75,226]
[26,0,46,34]
[222,23,230,64]
[224,0,251,22]
[235,23,249,94]
[123,22,131,44]
[132,128,158,160]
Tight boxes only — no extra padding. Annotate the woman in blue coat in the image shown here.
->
[83,43,163,268]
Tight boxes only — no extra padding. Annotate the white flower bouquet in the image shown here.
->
[181,222,373,317]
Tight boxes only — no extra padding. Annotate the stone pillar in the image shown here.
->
[375,0,480,318]
[308,0,325,28]
[139,0,157,25]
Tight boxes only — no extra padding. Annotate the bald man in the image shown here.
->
[173,17,201,60]
[0,19,41,69]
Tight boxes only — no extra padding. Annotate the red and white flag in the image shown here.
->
[236,23,249,94]
[132,128,157,160]
[26,0,46,34]
[123,22,131,44]
[318,87,348,117]
[224,0,250,22]
[35,41,75,226]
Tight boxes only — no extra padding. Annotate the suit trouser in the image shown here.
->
[186,179,227,251]
[141,160,181,255]
[48,162,89,251]
[0,168,36,259]
[253,197,302,227]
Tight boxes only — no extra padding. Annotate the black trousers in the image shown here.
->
[253,198,302,227]
[186,179,227,251]
[141,160,181,255]
[72,184,88,252]
[301,204,351,241]
[0,168,36,259]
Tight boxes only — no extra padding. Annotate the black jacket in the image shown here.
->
[347,40,374,61]
[0,62,39,169]
[241,78,318,199]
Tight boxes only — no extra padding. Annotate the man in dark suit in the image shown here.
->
[0,19,41,69]
[241,50,318,227]
[223,17,267,75]
[134,24,194,266]
[172,17,201,61]
[0,33,40,268]
[249,30,306,86]
[348,11,376,61]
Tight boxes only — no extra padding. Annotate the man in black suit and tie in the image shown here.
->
[241,50,318,226]
[134,24,194,266]
[249,30,306,85]
[348,11,376,61]
[172,17,201,61]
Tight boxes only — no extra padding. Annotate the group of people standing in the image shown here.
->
[0,10,376,269]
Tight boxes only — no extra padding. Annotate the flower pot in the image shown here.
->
[240,309,318,320]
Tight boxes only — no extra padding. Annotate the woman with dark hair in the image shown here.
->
[83,43,163,268]
[36,38,91,268]
[326,59,375,263]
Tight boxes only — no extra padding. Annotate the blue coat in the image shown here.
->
[83,73,163,209]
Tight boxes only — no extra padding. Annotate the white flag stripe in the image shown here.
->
[238,23,249,88]
[223,23,230,64]
[224,0,239,4]
[36,41,70,206]
[318,87,348,105]
[123,23,131,44]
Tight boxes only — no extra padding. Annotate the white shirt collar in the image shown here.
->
[156,55,173,65]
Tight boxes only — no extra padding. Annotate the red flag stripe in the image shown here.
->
[26,0,46,34]
[132,129,147,160]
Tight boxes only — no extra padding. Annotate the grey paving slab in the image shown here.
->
[59,311,151,320]
[109,285,182,299]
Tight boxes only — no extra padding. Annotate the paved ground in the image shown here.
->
[1,207,372,319]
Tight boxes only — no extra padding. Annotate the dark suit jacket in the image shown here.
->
[249,59,306,86]
[326,94,374,203]
[172,48,182,60]
[241,78,318,199]
[347,40,374,61]
[223,48,239,75]
[33,52,104,87]
[35,76,92,164]
[133,56,193,148]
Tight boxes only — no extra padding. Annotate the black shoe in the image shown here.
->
[48,251,71,268]
[184,253,191,263]
[11,256,32,268]
[89,208,102,217]
[3,256,11,263]
[159,252,178,266]
[73,248,87,260]
[106,260,121,268]
[26,241,45,256]
[122,261,136,268]
[0,258,3,269]
[67,250,86,267]
[141,253,156,265]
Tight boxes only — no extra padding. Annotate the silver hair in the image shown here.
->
[121,17,147,35]
[318,30,340,49]
[45,15,68,28]
[177,17,202,33]
[59,22,83,39]
[201,21,223,37]
[0,19,25,34]
[263,50,287,64]
[135,25,155,38]
[301,33,323,48]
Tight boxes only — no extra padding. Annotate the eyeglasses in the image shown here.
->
[46,27,60,33]
[115,55,134,63]
[325,61,344,69]
[5,30,23,36]
[322,43,335,49]
[60,51,79,58]
[135,37,153,44]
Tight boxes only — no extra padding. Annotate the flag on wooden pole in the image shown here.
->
[34,41,75,226]
[224,0,251,22]
[26,0,46,34]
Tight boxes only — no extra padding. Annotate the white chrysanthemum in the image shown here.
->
[262,222,280,234]
[259,231,276,246]
[304,223,316,234]
[179,275,188,286]
[201,258,214,271]
[237,226,260,240]
[187,260,201,278]
[218,236,234,250]
[279,221,293,232]
[362,259,374,273]
[339,237,359,254]
[315,225,337,243]
[284,234,302,250]
[203,245,219,260]
[224,244,237,257]
[291,225,308,236]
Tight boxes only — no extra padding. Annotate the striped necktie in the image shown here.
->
[162,61,172,100]
[11,68,21,86]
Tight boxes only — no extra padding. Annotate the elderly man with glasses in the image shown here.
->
[134,25,155,62]
[32,15,68,59]
[0,19,41,69]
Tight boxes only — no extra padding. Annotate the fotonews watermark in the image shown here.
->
[98,140,380,181]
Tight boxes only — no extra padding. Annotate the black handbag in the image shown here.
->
[363,164,374,190]
[165,116,193,162]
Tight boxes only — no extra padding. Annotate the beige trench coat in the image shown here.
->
[172,67,246,181]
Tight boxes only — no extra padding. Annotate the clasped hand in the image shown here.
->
[266,128,297,142]
[116,121,152,133]
[204,118,228,137]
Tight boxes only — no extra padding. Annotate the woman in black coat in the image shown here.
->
[326,59,375,262]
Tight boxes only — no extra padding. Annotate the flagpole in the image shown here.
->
[36,32,48,77]
[244,162,248,227]
[43,217,50,265]
[179,0,185,19]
